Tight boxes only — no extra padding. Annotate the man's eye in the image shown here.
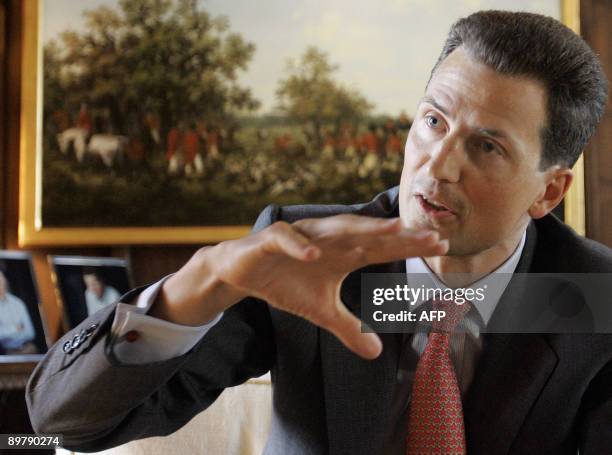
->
[425,115,439,128]
[482,140,496,153]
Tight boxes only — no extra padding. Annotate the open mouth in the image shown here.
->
[416,194,456,218]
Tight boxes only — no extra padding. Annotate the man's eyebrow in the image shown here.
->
[420,95,450,116]
[421,95,516,149]
[478,128,508,139]
[478,127,521,153]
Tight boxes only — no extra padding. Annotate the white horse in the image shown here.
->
[87,134,128,168]
[56,127,88,160]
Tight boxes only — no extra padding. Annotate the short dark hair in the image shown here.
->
[430,10,608,169]
[82,267,103,282]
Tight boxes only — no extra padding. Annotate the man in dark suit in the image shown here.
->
[27,10,611,455]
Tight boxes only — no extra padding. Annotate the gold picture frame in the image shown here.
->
[560,0,585,236]
[18,0,584,247]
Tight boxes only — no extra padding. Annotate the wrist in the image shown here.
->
[150,245,246,326]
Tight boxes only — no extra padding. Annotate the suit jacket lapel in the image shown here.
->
[320,259,405,455]
[463,332,558,454]
[464,221,559,454]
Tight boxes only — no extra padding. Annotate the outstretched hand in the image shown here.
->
[206,214,448,359]
[155,214,448,359]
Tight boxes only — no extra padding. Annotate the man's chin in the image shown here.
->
[402,215,448,237]
[401,212,433,231]
[402,216,464,256]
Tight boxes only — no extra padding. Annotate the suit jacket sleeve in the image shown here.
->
[25,204,280,452]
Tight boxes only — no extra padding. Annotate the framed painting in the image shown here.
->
[49,255,132,329]
[19,0,583,246]
[0,251,48,365]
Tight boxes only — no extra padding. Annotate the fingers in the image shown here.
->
[296,215,404,238]
[317,301,382,360]
[390,230,449,259]
[295,215,448,259]
[261,221,321,261]
[347,229,449,267]
[260,217,449,275]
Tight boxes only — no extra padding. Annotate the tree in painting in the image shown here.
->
[45,0,258,137]
[277,46,372,149]
[42,0,405,228]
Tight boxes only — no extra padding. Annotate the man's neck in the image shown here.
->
[424,227,526,287]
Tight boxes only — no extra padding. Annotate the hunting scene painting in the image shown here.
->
[40,0,559,228]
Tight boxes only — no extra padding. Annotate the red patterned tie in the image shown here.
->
[405,299,471,455]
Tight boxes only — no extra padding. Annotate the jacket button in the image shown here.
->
[125,330,140,343]
[71,335,81,349]
[62,341,73,353]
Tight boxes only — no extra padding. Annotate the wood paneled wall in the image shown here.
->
[0,1,5,249]
[582,0,612,245]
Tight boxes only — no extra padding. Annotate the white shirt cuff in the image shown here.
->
[110,275,223,365]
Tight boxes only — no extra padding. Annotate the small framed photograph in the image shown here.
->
[49,256,132,330]
[0,251,48,363]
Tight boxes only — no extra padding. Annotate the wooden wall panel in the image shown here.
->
[127,246,199,286]
[0,1,5,248]
[582,0,612,246]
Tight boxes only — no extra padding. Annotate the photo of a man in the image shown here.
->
[0,252,48,360]
[49,256,131,329]
[82,268,121,316]
[0,270,37,355]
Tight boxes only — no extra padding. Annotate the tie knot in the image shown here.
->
[432,298,471,333]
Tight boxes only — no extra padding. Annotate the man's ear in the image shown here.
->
[528,167,573,219]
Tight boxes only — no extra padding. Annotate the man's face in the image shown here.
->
[84,274,104,298]
[399,47,550,256]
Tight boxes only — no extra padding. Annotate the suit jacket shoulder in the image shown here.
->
[260,186,400,226]
[531,214,612,272]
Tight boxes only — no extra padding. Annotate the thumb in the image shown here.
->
[319,300,382,359]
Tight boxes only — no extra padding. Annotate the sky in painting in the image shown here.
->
[42,0,560,116]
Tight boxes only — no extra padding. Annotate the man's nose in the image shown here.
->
[426,135,463,183]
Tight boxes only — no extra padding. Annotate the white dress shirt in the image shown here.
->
[110,276,222,364]
[86,285,121,316]
[0,292,36,350]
